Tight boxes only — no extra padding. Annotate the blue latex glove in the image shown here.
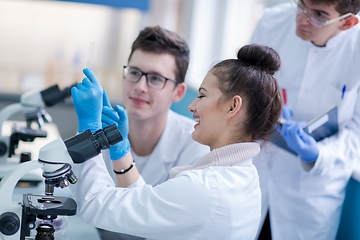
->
[281,104,293,120]
[281,105,319,162]
[71,68,103,132]
[101,90,131,160]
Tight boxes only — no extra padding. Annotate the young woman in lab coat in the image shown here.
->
[70,43,283,240]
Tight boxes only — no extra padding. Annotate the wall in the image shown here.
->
[170,86,197,119]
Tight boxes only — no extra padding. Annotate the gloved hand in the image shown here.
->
[71,68,103,133]
[281,105,319,162]
[102,90,131,160]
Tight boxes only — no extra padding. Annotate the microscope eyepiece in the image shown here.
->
[41,124,121,195]
[103,124,123,146]
[40,83,77,107]
[64,124,122,164]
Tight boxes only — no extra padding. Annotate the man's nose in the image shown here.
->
[134,75,149,91]
[297,11,311,25]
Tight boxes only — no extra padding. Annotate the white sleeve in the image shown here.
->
[69,155,215,240]
[306,86,360,175]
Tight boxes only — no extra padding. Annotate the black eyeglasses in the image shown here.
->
[123,66,178,90]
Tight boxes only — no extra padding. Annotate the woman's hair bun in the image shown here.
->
[237,43,280,75]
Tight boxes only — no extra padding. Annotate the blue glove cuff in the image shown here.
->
[300,151,319,163]
[109,138,131,160]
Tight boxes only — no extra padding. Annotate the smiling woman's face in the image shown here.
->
[188,72,231,150]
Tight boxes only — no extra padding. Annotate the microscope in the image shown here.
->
[0,84,76,182]
[0,124,123,240]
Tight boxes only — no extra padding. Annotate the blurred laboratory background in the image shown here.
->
[0,0,286,139]
[0,0,359,239]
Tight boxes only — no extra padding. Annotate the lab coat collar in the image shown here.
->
[169,142,260,178]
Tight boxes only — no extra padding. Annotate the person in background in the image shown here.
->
[99,26,209,240]
[69,43,283,240]
[250,0,360,239]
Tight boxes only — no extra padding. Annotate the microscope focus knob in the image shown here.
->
[0,212,20,235]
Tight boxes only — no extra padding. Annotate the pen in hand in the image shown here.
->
[279,88,287,126]
[282,88,287,105]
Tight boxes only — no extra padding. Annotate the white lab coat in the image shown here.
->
[103,110,210,186]
[70,143,262,240]
[251,3,360,240]
[100,110,209,239]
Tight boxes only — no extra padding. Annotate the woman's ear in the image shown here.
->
[172,83,187,102]
[339,15,359,31]
[226,95,242,118]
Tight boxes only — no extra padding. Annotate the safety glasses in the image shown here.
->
[291,0,352,28]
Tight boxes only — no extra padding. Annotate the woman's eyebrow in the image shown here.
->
[198,87,207,92]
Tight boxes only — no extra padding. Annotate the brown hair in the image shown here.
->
[128,26,190,83]
[211,44,283,142]
[309,0,360,15]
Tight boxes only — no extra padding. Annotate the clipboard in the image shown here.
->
[271,106,339,156]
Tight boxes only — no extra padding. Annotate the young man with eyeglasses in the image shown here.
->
[97,26,209,240]
[250,0,360,239]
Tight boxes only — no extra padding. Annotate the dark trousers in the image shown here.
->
[258,211,272,240]
[97,228,145,240]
